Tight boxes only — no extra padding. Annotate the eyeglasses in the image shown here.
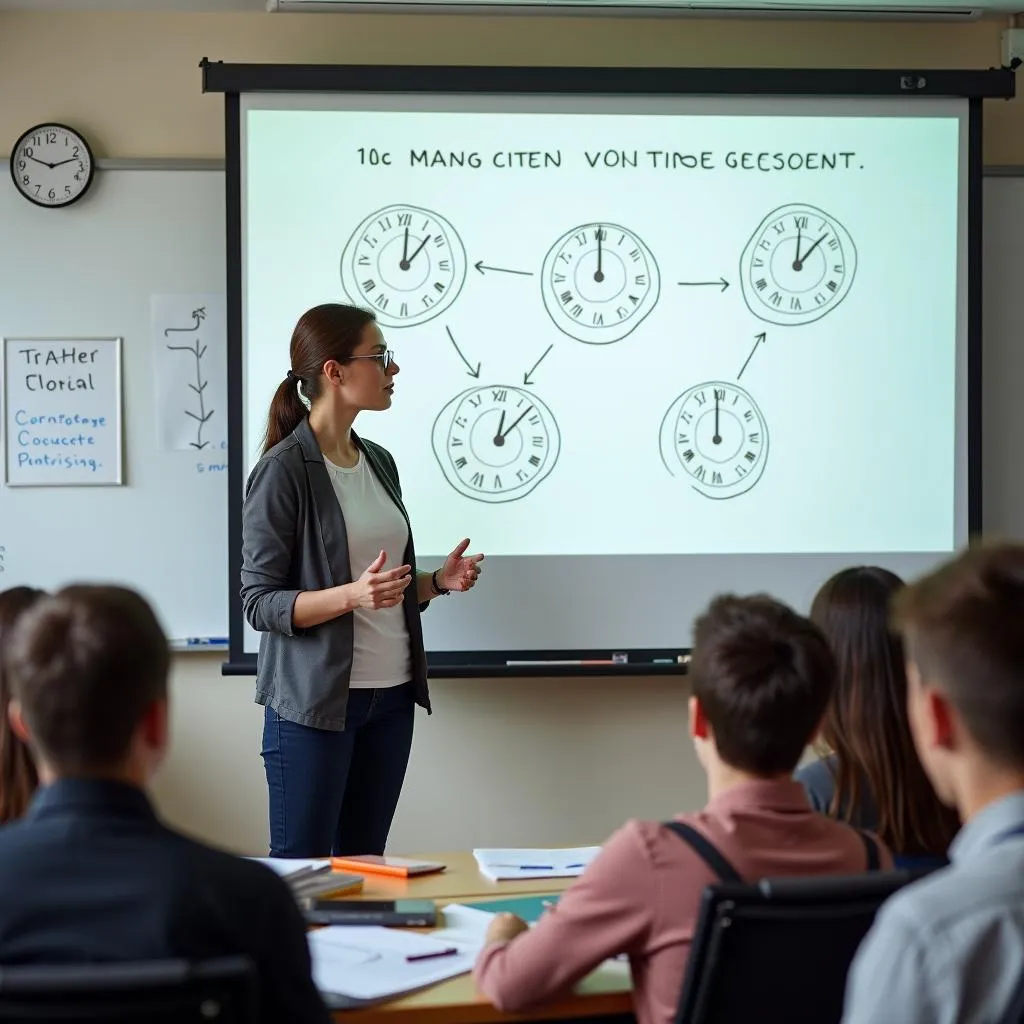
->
[349,350,394,372]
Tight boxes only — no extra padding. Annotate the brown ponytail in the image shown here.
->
[261,303,377,456]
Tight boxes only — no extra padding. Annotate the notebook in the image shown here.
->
[330,855,446,878]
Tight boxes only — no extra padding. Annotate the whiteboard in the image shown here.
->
[0,170,228,642]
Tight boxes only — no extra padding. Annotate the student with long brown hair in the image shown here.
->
[796,566,960,864]
[0,586,45,823]
[242,303,484,858]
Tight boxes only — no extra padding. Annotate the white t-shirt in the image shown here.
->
[324,452,412,688]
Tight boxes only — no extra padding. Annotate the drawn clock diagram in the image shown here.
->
[340,204,467,328]
[431,385,561,503]
[541,223,660,344]
[658,381,769,499]
[739,204,857,327]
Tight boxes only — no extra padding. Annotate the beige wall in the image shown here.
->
[1,10,1015,855]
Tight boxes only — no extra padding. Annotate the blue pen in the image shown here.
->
[186,637,229,646]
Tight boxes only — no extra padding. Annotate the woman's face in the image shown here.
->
[331,322,400,414]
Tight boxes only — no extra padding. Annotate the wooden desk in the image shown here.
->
[347,853,572,901]
[335,960,633,1023]
[328,856,634,1023]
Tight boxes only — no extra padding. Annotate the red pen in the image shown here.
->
[405,947,459,963]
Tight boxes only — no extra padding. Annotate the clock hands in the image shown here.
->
[23,154,81,171]
[792,223,803,272]
[793,232,829,272]
[713,391,721,445]
[594,227,605,284]
[497,405,533,441]
[492,410,507,447]
[399,227,410,270]
[404,233,432,268]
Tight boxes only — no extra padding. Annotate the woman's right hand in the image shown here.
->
[349,551,412,610]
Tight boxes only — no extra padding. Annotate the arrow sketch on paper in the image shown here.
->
[151,294,226,452]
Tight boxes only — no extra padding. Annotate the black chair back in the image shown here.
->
[675,871,919,1024]
[0,956,257,1022]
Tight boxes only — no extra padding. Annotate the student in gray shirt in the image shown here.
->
[843,542,1024,1024]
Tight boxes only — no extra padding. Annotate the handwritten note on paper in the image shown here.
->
[150,294,226,454]
[3,337,123,487]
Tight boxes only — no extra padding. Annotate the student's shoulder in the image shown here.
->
[162,831,295,903]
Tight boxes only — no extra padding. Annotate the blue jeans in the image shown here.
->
[261,683,415,858]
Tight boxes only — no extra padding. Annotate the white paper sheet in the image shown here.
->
[308,925,480,1001]
[441,903,630,971]
[472,846,601,881]
[247,857,332,879]
[150,294,226,452]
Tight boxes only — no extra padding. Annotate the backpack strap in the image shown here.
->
[856,829,880,872]
[663,821,743,884]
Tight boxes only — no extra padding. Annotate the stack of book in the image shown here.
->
[251,857,365,903]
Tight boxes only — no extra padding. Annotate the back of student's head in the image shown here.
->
[894,542,1024,774]
[4,585,169,775]
[811,567,959,856]
[690,593,835,775]
[0,587,46,821]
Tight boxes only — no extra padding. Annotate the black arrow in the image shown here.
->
[677,278,729,293]
[737,332,767,380]
[446,326,481,378]
[523,344,553,386]
[475,260,533,277]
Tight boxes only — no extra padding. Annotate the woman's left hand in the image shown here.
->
[437,538,484,593]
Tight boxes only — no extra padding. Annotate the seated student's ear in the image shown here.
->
[7,701,30,745]
[139,699,170,755]
[689,695,710,742]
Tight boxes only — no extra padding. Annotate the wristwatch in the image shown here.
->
[431,570,451,597]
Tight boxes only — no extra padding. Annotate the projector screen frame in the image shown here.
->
[208,62,1009,677]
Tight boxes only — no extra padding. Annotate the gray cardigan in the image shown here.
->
[240,417,430,731]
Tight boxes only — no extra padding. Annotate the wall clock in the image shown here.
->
[10,123,94,208]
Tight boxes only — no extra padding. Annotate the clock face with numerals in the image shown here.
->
[540,223,660,344]
[739,204,856,327]
[431,385,561,503]
[10,123,94,209]
[340,204,466,328]
[658,381,769,499]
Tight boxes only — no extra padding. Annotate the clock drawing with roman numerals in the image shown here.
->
[431,385,561,503]
[739,204,856,327]
[340,204,467,328]
[540,223,660,344]
[658,381,768,499]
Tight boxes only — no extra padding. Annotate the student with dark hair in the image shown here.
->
[843,543,1024,1024]
[0,586,45,824]
[796,567,960,866]
[242,303,483,858]
[0,585,329,1024]
[473,594,892,1024]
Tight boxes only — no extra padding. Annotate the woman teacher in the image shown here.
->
[241,303,483,858]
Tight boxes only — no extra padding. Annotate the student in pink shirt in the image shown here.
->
[473,593,893,1024]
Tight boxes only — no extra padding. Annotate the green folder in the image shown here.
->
[460,894,561,923]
